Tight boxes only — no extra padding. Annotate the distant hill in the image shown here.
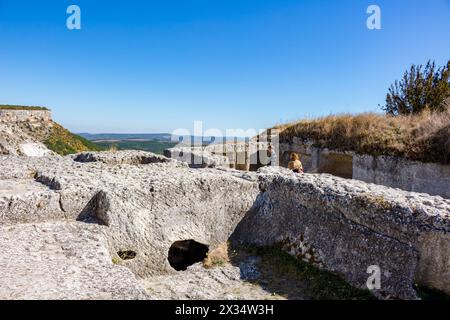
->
[78,133,251,155]
[93,140,177,155]
[77,133,178,154]
[79,133,248,144]
[78,133,173,142]
[79,133,232,155]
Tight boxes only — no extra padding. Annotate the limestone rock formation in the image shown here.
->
[232,167,450,299]
[0,151,259,299]
[0,222,148,300]
[142,262,278,300]
[164,147,230,168]
[0,120,54,156]
[0,108,98,156]
[0,151,449,300]
[73,150,184,166]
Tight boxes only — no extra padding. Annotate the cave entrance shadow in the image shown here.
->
[226,240,376,300]
[226,198,375,300]
[168,240,209,271]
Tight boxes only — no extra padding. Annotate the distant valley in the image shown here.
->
[78,133,177,155]
[78,133,173,142]
[77,133,239,155]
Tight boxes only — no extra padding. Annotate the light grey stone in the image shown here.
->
[1,151,449,300]
[165,147,230,168]
[353,154,450,199]
[142,263,275,300]
[0,222,149,300]
[231,167,450,299]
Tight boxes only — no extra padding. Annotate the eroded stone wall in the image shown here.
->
[278,139,450,198]
[0,110,52,123]
[172,139,450,199]
[232,167,450,299]
[353,155,450,199]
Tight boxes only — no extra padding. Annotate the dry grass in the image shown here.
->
[203,242,230,269]
[107,144,119,152]
[275,107,450,165]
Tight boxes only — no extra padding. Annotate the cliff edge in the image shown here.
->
[0,105,100,156]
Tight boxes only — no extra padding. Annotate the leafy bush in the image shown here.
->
[383,60,450,115]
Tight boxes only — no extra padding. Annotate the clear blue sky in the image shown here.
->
[0,0,449,134]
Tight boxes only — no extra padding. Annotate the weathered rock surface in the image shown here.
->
[0,114,54,156]
[353,154,450,199]
[142,262,280,300]
[1,151,449,300]
[165,147,230,168]
[0,178,65,225]
[231,167,450,299]
[0,222,148,300]
[0,151,259,299]
[74,150,184,166]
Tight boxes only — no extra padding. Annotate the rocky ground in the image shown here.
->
[0,151,260,299]
[141,245,374,300]
[142,262,280,300]
[0,221,148,300]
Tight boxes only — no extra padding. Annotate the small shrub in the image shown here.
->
[108,144,119,152]
[203,243,230,269]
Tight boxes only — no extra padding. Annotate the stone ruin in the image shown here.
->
[166,137,450,199]
[0,109,52,123]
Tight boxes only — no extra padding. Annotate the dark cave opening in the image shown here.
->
[117,250,137,260]
[168,240,209,271]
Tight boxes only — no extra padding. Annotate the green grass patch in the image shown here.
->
[0,104,49,111]
[44,123,103,155]
[416,284,450,300]
[232,244,376,300]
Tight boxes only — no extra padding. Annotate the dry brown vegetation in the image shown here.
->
[275,105,450,165]
[203,242,230,269]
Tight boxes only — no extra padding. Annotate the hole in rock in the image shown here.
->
[168,240,209,271]
[117,250,137,260]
